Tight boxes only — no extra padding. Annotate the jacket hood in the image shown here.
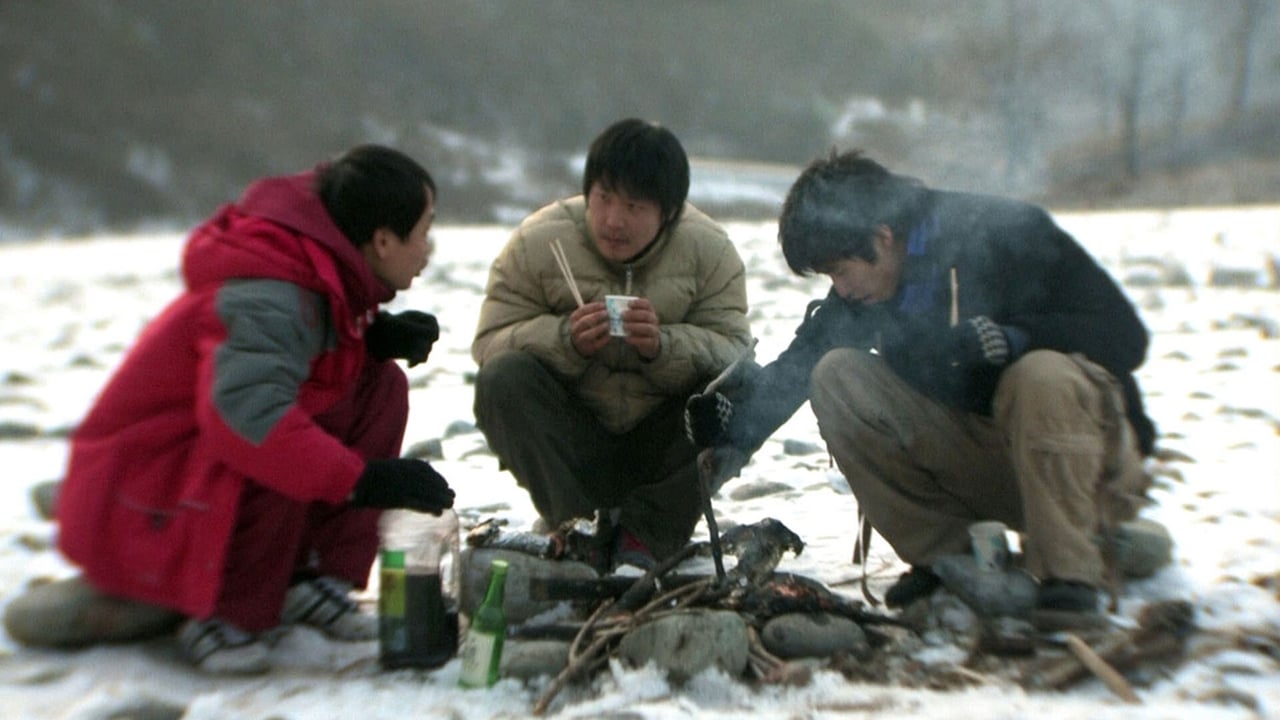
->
[182,169,393,310]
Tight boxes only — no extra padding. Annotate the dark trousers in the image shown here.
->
[473,350,702,560]
[215,359,407,631]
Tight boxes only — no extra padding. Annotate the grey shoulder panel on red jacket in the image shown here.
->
[212,278,332,445]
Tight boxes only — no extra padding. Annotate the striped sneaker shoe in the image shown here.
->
[178,617,271,675]
[281,576,377,641]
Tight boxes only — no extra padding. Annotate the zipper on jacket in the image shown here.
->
[624,265,633,295]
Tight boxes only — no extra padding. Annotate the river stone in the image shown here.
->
[727,481,792,501]
[2,576,182,647]
[402,438,444,461]
[760,612,869,659]
[781,439,824,456]
[933,554,1038,618]
[459,548,598,624]
[1110,518,1174,578]
[500,639,570,680]
[617,609,749,683]
[30,479,60,520]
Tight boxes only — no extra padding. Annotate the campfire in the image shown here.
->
[464,515,1194,715]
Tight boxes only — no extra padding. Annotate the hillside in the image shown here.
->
[1,1,1277,238]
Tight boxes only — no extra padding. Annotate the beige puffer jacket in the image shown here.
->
[472,195,752,434]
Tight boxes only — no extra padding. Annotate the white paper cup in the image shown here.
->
[604,295,637,337]
[968,520,1010,572]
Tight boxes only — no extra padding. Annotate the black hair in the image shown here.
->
[778,149,926,275]
[316,144,436,248]
[582,118,689,227]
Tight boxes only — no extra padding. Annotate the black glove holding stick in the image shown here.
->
[365,310,439,367]
[350,458,455,515]
[946,315,1025,369]
[685,391,734,448]
[684,340,759,449]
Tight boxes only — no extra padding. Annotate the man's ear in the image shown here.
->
[872,224,895,254]
[369,227,397,257]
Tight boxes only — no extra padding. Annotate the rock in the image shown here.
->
[444,420,476,437]
[727,481,792,501]
[781,439,824,456]
[933,554,1038,618]
[760,612,869,660]
[30,479,59,520]
[2,576,182,647]
[978,616,1038,656]
[402,438,444,461]
[1109,518,1174,578]
[459,548,597,624]
[0,421,40,440]
[899,589,981,650]
[75,696,187,720]
[617,609,749,683]
[501,639,570,681]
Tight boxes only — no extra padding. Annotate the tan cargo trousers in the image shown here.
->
[809,348,1150,586]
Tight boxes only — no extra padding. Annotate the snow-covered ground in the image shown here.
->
[1,205,1277,719]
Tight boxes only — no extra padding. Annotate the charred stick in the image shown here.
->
[746,625,784,678]
[527,572,708,601]
[616,541,706,612]
[697,448,727,581]
[534,629,616,716]
[568,598,615,665]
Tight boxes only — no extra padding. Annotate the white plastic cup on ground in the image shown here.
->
[604,295,637,337]
[968,520,1010,572]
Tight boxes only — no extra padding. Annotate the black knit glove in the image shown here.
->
[947,316,1016,368]
[685,391,733,448]
[365,310,439,367]
[350,458,455,514]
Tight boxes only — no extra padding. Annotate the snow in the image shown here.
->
[1,206,1278,719]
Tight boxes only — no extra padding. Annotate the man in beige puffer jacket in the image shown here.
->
[472,118,752,567]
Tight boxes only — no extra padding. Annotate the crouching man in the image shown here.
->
[6,146,454,674]
[686,150,1158,614]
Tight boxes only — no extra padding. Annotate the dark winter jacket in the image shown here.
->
[721,190,1157,456]
[57,169,393,618]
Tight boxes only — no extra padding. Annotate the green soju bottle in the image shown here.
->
[458,558,508,688]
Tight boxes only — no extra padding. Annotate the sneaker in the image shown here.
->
[612,528,656,571]
[178,618,271,675]
[884,565,941,608]
[281,576,377,641]
[1036,579,1099,613]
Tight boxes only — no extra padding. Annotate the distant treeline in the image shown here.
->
[1,0,1277,238]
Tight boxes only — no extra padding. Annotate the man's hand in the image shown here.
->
[685,391,733,448]
[568,297,661,359]
[618,297,661,360]
[568,301,612,357]
[947,315,1019,368]
[350,458,455,514]
[365,310,439,367]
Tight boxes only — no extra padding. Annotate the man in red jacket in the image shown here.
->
[36,146,453,673]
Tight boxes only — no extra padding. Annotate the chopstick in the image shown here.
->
[949,266,959,327]
[550,238,584,307]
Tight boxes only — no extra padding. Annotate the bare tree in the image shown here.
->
[1228,0,1266,120]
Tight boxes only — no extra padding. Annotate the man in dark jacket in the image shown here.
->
[686,150,1155,613]
[21,146,454,674]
